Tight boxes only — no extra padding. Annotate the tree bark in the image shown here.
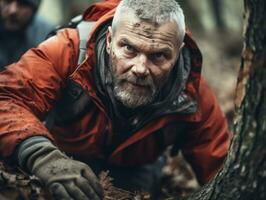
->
[176,0,266,199]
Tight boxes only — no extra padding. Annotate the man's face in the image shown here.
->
[0,0,34,32]
[106,12,182,108]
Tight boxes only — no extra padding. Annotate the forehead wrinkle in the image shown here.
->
[133,31,177,50]
[115,21,178,50]
[160,31,178,39]
[130,24,178,44]
[118,34,175,54]
[123,25,176,43]
[116,16,178,39]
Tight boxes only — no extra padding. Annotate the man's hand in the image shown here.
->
[32,153,103,200]
[17,137,103,200]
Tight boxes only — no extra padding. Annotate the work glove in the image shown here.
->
[17,137,103,200]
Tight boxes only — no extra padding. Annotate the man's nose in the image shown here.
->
[8,2,19,14]
[131,54,149,78]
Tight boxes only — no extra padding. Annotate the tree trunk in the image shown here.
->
[177,0,266,199]
[178,0,204,32]
[209,0,226,30]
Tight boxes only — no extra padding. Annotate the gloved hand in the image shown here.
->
[17,137,103,200]
[32,150,103,200]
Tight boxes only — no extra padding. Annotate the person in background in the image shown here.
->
[0,0,231,199]
[0,0,53,69]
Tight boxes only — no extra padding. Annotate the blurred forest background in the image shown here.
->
[38,0,243,127]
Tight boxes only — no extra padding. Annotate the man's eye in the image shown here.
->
[152,53,166,62]
[124,45,135,53]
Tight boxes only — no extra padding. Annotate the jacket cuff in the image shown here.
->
[16,136,56,171]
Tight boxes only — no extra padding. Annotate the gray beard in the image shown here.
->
[113,82,156,108]
[109,65,158,108]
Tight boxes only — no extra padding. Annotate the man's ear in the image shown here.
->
[106,26,112,54]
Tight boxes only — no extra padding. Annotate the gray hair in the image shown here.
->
[112,0,186,44]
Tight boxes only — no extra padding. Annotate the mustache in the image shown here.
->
[5,15,20,23]
[117,73,154,87]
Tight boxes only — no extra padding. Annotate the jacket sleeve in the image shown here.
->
[0,29,79,159]
[181,78,231,184]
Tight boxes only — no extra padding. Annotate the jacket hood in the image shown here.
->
[83,0,119,22]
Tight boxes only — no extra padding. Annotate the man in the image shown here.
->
[0,0,230,199]
[0,0,53,68]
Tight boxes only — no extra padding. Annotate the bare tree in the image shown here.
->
[209,0,226,30]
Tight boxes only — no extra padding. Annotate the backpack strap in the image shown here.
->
[46,15,95,65]
[45,19,95,130]
[77,20,96,65]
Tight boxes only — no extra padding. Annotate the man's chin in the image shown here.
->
[113,83,156,108]
[120,99,148,109]
[3,18,30,32]
[115,91,153,108]
[4,23,22,32]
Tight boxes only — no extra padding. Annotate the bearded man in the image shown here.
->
[0,0,230,199]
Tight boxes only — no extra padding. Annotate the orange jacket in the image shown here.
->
[0,0,230,184]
